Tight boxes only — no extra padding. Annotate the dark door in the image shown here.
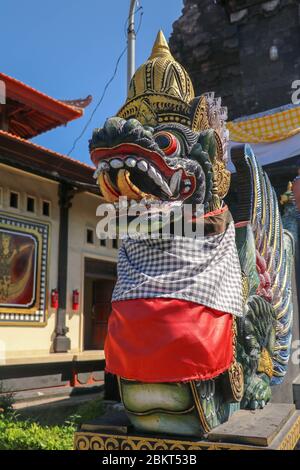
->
[91,279,115,350]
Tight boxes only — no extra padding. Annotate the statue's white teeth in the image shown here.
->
[148,165,157,181]
[110,158,124,169]
[183,179,192,194]
[125,157,137,168]
[160,180,173,197]
[93,160,109,178]
[147,165,173,197]
[170,170,183,195]
[153,171,163,187]
[149,167,163,186]
[96,156,176,198]
[137,160,148,172]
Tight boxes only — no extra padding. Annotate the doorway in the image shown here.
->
[83,258,117,351]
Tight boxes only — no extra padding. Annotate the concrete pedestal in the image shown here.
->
[74,404,300,451]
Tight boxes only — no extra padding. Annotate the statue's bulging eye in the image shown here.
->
[154,132,180,157]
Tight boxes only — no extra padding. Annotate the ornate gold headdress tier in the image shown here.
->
[117,30,231,198]
[117,31,195,128]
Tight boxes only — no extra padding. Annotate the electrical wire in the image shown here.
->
[124,3,143,38]
[67,4,144,156]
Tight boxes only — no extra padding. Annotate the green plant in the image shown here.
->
[0,412,75,450]
[0,382,15,413]
[0,395,105,450]
[69,397,104,425]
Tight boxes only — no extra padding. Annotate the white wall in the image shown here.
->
[0,165,59,358]
[0,165,117,360]
[67,190,118,352]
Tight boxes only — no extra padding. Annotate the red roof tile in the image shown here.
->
[0,73,85,139]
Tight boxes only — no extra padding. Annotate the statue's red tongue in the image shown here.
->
[105,298,233,382]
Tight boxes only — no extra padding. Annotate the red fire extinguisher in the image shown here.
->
[51,289,59,309]
[72,289,79,311]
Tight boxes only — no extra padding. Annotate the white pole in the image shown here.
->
[127,0,138,91]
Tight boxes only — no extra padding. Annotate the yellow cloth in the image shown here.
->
[228,107,300,143]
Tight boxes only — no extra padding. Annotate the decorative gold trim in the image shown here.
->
[189,381,211,433]
[277,415,300,450]
[227,361,244,402]
[214,130,225,161]
[212,160,231,199]
[257,348,274,378]
[74,414,300,450]
[118,31,194,128]
[280,182,293,206]
[0,213,50,327]
[242,274,250,303]
[117,94,192,129]
[191,96,209,132]
[222,318,244,403]
[74,432,259,451]
[0,222,42,315]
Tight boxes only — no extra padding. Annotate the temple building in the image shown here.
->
[0,73,117,396]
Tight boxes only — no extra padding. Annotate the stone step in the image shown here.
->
[12,388,104,426]
[1,383,103,405]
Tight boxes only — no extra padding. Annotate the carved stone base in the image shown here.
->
[74,404,300,451]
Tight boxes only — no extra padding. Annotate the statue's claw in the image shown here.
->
[242,374,271,410]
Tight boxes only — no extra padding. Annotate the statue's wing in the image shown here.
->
[232,144,295,385]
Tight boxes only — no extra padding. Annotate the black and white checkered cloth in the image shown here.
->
[112,222,243,317]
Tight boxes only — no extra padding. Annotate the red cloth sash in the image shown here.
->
[105,298,233,383]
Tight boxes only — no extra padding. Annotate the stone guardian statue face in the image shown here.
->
[90,31,231,214]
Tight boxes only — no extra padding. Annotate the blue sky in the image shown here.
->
[1,0,184,165]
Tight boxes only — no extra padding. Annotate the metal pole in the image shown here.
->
[127,0,138,91]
